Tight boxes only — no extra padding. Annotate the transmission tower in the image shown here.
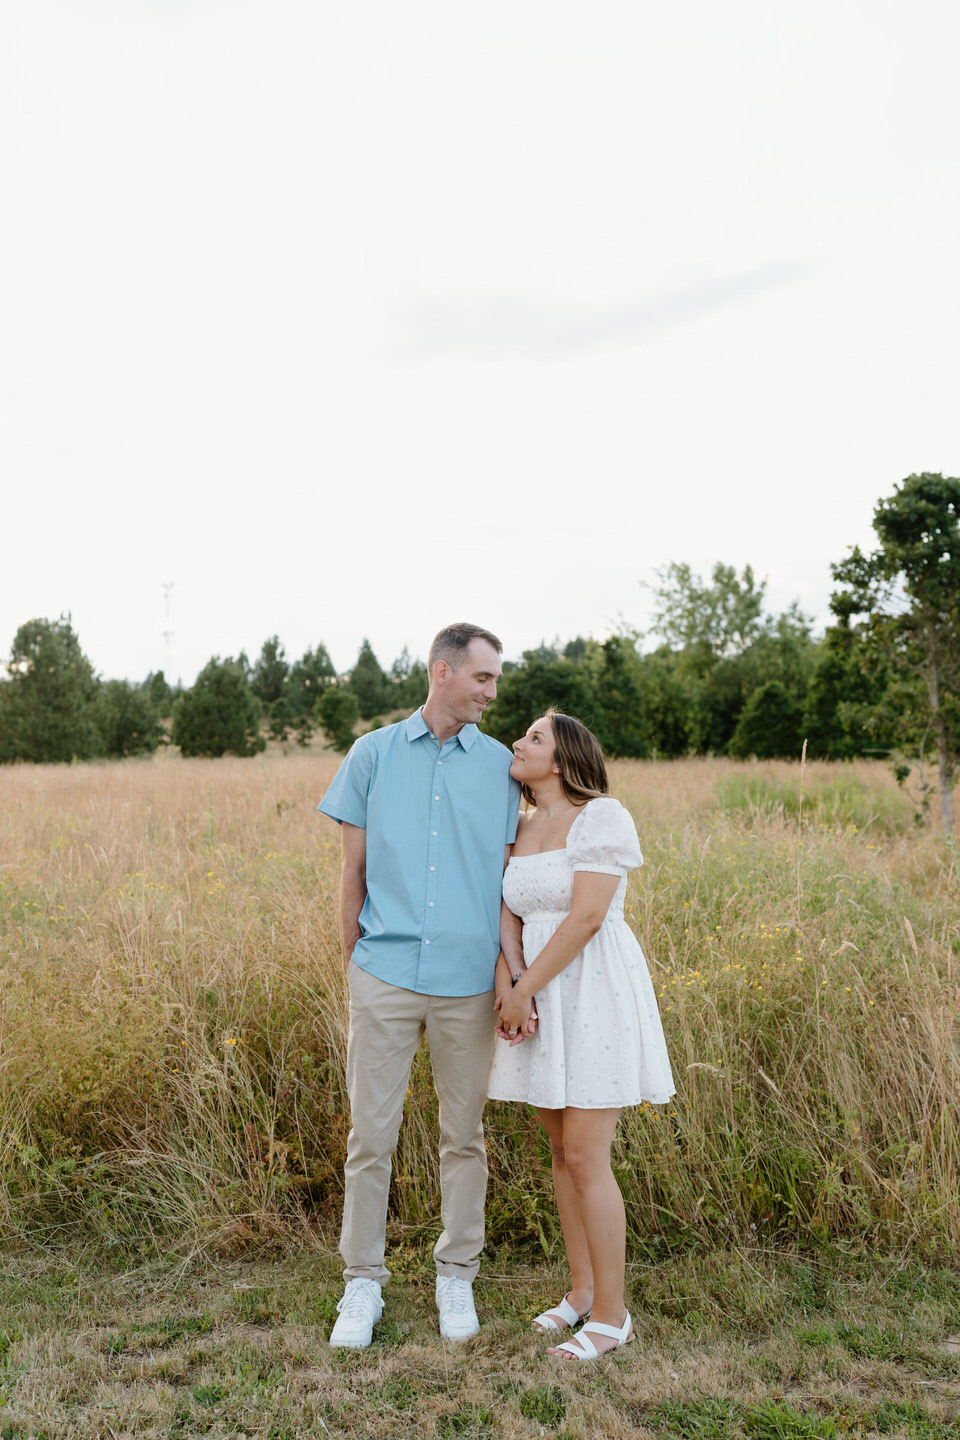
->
[162,581,174,677]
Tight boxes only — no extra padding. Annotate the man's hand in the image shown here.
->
[494,959,538,1045]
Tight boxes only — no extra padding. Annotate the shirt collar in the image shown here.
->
[405,708,478,751]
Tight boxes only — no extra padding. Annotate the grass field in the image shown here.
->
[0,746,958,1436]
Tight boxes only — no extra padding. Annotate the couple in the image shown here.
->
[317,622,674,1361]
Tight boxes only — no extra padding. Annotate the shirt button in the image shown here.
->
[430,866,436,871]
[434,795,439,800]
[432,831,437,836]
[425,939,430,945]
[428,902,434,907]
[437,760,442,765]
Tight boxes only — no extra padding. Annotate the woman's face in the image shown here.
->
[510,716,559,786]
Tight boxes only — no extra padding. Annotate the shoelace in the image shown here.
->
[339,1283,378,1316]
[440,1282,471,1313]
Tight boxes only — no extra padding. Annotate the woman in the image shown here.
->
[489,711,674,1360]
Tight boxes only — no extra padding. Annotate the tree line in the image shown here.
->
[2,474,958,822]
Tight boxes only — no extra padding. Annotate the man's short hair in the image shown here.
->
[428,623,503,672]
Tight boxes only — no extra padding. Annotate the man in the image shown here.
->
[317,622,522,1347]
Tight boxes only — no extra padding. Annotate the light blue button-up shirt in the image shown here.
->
[317,708,521,996]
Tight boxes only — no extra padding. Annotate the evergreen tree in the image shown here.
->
[96,680,163,757]
[480,654,596,750]
[142,670,174,718]
[251,636,289,706]
[287,643,336,722]
[348,639,392,720]
[268,695,293,742]
[390,646,429,709]
[171,658,265,757]
[0,616,102,763]
[316,686,360,752]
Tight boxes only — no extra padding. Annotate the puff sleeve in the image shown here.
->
[567,797,643,875]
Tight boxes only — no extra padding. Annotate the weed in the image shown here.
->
[742,1398,839,1438]
[191,1383,226,1408]
[437,1404,495,1436]
[518,1384,566,1426]
[646,1396,740,1437]
[836,1322,911,1362]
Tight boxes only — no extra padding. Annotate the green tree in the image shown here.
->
[728,680,803,759]
[348,639,392,720]
[96,680,163,757]
[268,695,293,743]
[831,473,960,831]
[645,564,817,755]
[287,643,336,725]
[316,686,360,753]
[142,670,174,718]
[390,646,429,709]
[648,562,767,657]
[803,599,890,759]
[480,654,596,750]
[171,658,265,758]
[591,636,651,758]
[251,636,289,707]
[0,615,102,763]
[640,648,705,757]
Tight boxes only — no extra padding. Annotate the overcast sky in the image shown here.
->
[2,0,958,683]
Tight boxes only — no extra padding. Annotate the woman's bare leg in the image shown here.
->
[535,1106,593,1322]
[546,1107,627,1356]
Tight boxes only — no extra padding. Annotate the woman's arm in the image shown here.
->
[494,900,537,1043]
[496,869,620,1034]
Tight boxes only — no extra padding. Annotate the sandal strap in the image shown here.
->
[578,1320,625,1340]
[532,1294,582,1332]
[553,1313,633,1360]
[554,1329,600,1360]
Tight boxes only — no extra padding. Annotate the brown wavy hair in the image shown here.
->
[520,710,609,810]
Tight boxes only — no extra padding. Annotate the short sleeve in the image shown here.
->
[567,797,642,875]
[505,775,522,846]
[316,735,376,828]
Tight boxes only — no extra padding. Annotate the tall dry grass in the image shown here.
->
[0,747,957,1258]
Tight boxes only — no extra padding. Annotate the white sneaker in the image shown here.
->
[329,1277,383,1349]
[436,1275,479,1340]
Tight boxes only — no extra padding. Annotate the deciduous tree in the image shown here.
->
[831,472,960,831]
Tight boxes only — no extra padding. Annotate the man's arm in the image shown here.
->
[339,821,367,972]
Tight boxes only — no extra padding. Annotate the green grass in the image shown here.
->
[714,769,915,834]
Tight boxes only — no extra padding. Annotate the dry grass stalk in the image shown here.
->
[0,749,956,1256]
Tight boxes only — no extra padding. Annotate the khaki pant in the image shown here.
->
[340,963,497,1284]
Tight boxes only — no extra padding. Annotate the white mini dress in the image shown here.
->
[487,796,675,1110]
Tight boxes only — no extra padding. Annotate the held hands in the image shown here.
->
[495,976,538,1046]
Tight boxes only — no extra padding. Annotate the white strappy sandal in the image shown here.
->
[531,1293,590,1334]
[549,1311,633,1360]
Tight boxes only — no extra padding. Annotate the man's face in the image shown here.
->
[441,639,502,723]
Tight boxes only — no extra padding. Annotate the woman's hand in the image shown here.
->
[497,978,537,1042]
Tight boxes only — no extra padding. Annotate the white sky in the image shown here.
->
[2,0,958,683]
